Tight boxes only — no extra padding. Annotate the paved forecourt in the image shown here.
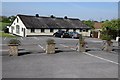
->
[1,37,119,78]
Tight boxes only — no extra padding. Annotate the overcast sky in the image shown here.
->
[2,2,118,21]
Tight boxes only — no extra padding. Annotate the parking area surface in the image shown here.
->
[1,37,119,78]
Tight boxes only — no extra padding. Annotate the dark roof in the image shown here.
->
[17,14,90,29]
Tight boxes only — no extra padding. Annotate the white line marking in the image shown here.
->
[59,44,76,50]
[60,44,119,65]
[4,37,7,40]
[38,44,45,51]
[83,52,119,65]
[54,37,78,41]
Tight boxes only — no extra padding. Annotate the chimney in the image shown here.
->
[64,16,68,19]
[36,14,39,17]
[50,15,55,18]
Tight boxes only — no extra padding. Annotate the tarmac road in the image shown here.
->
[1,37,119,78]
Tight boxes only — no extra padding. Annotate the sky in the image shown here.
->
[2,2,118,21]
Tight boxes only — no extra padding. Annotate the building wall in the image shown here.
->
[26,29,58,36]
[9,16,26,37]
[26,28,90,37]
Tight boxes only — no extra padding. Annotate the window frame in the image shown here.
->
[41,29,45,33]
[31,29,35,33]
[16,25,20,34]
[50,29,54,33]
[73,29,76,32]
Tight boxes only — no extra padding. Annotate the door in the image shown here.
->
[93,31,98,38]
[23,28,26,37]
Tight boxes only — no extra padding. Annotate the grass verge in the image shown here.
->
[0,32,16,38]
[0,22,11,31]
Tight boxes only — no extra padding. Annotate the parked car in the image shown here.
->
[68,32,80,39]
[53,31,65,38]
[61,32,71,38]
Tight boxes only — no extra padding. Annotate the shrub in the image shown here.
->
[46,38,55,45]
[2,26,9,33]
[8,39,21,45]
[101,35,111,41]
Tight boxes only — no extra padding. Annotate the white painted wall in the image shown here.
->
[9,16,26,37]
[26,28,90,37]
[26,29,58,36]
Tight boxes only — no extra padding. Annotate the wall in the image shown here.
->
[26,29,58,36]
[26,28,90,37]
[9,16,26,37]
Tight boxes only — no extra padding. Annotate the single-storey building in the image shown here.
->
[9,14,91,37]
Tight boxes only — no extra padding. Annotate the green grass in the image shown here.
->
[0,22,11,31]
[0,32,16,37]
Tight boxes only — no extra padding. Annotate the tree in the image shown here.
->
[82,20,95,29]
[1,16,11,23]
[101,19,120,39]
[8,16,16,22]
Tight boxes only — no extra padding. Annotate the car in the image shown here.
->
[53,31,65,38]
[68,32,80,39]
[61,32,71,38]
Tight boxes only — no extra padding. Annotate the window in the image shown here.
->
[58,29,61,32]
[66,29,69,32]
[31,29,35,33]
[50,29,54,33]
[22,28,24,31]
[41,29,45,33]
[73,29,76,32]
[83,29,86,32]
[79,29,82,32]
[86,29,88,32]
[16,25,20,34]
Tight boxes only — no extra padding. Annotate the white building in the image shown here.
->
[9,14,91,37]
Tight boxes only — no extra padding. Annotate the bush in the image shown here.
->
[46,38,55,45]
[2,26,9,33]
[101,35,111,41]
[8,39,21,45]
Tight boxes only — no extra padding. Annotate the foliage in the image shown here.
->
[0,22,10,31]
[82,20,95,29]
[101,34,111,41]
[46,38,55,44]
[102,19,119,31]
[0,16,16,23]
[0,32,16,37]
[2,26,9,33]
[8,39,21,45]
[101,19,120,39]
